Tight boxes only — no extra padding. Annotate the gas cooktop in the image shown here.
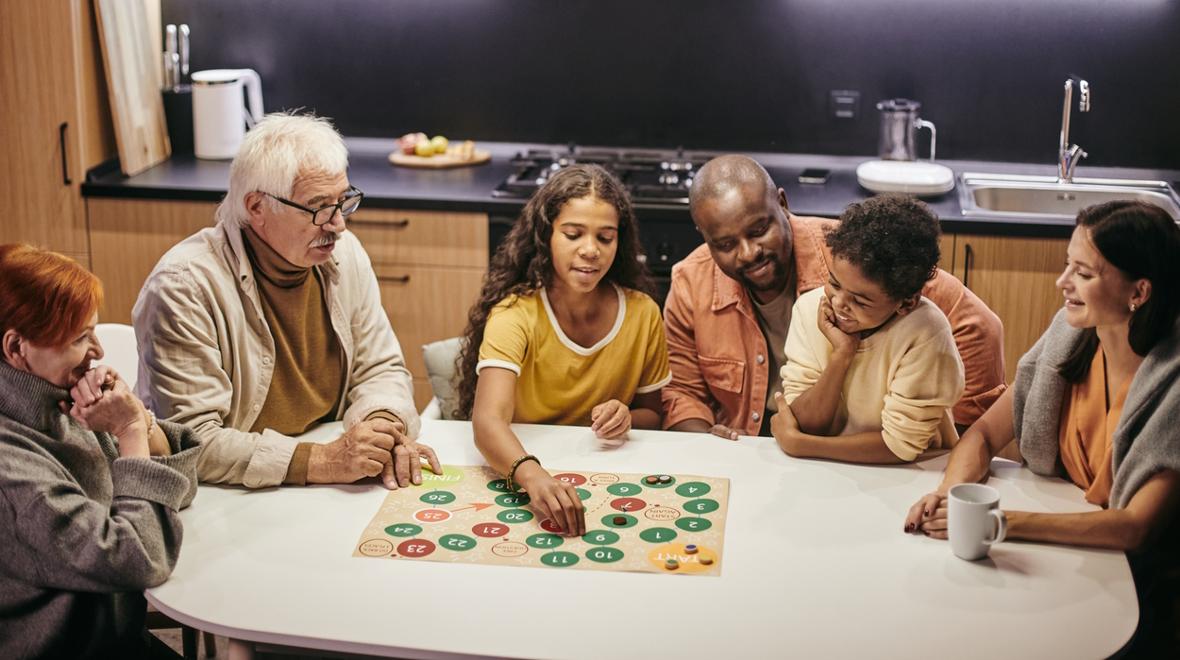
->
[492,146,714,205]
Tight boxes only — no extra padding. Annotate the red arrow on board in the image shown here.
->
[450,503,494,513]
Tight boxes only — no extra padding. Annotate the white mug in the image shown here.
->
[948,483,1007,561]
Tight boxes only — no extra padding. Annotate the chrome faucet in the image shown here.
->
[1058,77,1090,183]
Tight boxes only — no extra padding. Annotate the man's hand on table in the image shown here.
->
[307,419,441,489]
[669,418,740,441]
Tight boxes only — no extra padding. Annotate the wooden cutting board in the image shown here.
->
[95,0,170,176]
[388,149,491,169]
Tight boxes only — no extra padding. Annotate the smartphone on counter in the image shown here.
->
[797,168,831,184]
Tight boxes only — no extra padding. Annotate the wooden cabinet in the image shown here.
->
[350,208,488,410]
[88,198,216,322]
[0,0,116,266]
[944,233,1069,384]
[89,200,488,411]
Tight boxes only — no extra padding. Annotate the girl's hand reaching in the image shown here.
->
[590,399,631,441]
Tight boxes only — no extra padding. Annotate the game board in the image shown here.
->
[353,465,729,575]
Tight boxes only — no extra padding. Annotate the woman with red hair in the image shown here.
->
[0,244,200,657]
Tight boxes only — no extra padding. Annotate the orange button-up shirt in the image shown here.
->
[662,214,1007,436]
[1058,347,1123,507]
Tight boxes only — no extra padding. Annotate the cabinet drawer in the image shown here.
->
[349,208,488,268]
[373,263,484,380]
[89,198,219,323]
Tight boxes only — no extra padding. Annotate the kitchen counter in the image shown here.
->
[83,138,1180,238]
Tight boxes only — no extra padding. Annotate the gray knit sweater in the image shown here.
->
[0,360,200,658]
[1014,310,1180,509]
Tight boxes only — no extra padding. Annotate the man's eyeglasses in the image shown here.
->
[263,186,364,226]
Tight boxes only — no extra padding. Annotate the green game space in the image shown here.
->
[486,479,511,493]
[384,523,422,538]
[438,534,476,552]
[601,513,637,528]
[606,482,642,496]
[497,509,534,524]
[582,530,620,545]
[527,533,564,549]
[419,490,456,504]
[540,551,580,567]
[683,498,720,514]
[675,517,713,532]
[585,547,624,563]
[642,474,676,489]
[495,492,531,507]
[675,481,711,497]
[639,527,678,543]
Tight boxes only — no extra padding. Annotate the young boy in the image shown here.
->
[772,195,965,463]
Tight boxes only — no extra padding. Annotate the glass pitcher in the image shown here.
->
[876,98,937,162]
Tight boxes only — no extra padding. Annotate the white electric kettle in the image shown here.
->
[191,69,264,160]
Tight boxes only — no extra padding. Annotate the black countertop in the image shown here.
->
[83,138,1180,238]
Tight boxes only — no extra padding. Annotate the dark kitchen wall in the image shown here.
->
[163,0,1180,168]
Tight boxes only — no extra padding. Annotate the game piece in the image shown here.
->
[658,475,672,484]
[665,558,680,570]
[613,516,628,526]
[645,475,659,485]
[700,556,714,565]
[685,544,698,554]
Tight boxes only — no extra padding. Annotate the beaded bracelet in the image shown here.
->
[144,408,158,439]
[505,454,540,493]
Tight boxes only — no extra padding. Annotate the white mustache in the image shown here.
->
[311,234,337,248]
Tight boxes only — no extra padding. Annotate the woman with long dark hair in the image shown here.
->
[455,165,669,536]
[904,201,1180,649]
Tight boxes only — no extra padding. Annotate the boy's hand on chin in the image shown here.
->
[818,295,861,356]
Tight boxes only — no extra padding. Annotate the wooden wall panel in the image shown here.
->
[88,198,216,323]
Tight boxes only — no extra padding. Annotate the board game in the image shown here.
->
[353,465,729,575]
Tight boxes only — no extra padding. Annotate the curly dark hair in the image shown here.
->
[453,164,654,419]
[825,194,941,301]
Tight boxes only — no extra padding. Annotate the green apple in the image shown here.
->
[430,135,449,154]
[414,139,434,157]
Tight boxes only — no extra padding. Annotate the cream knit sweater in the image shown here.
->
[781,288,965,461]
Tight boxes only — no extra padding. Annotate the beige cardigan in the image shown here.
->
[133,219,419,488]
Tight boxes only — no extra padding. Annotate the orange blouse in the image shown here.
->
[1058,347,1129,507]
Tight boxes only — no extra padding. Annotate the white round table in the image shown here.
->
[148,420,1137,659]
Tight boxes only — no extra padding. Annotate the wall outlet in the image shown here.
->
[829,90,860,119]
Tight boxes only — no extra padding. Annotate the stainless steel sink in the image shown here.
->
[958,172,1180,221]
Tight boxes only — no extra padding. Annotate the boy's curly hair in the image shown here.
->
[825,194,941,301]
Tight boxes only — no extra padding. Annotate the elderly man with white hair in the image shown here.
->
[134,112,439,489]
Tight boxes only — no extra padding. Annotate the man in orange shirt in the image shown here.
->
[663,155,1006,438]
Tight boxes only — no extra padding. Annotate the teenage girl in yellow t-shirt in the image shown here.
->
[455,164,670,536]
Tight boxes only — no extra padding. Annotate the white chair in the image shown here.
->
[420,337,464,420]
[94,323,139,389]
